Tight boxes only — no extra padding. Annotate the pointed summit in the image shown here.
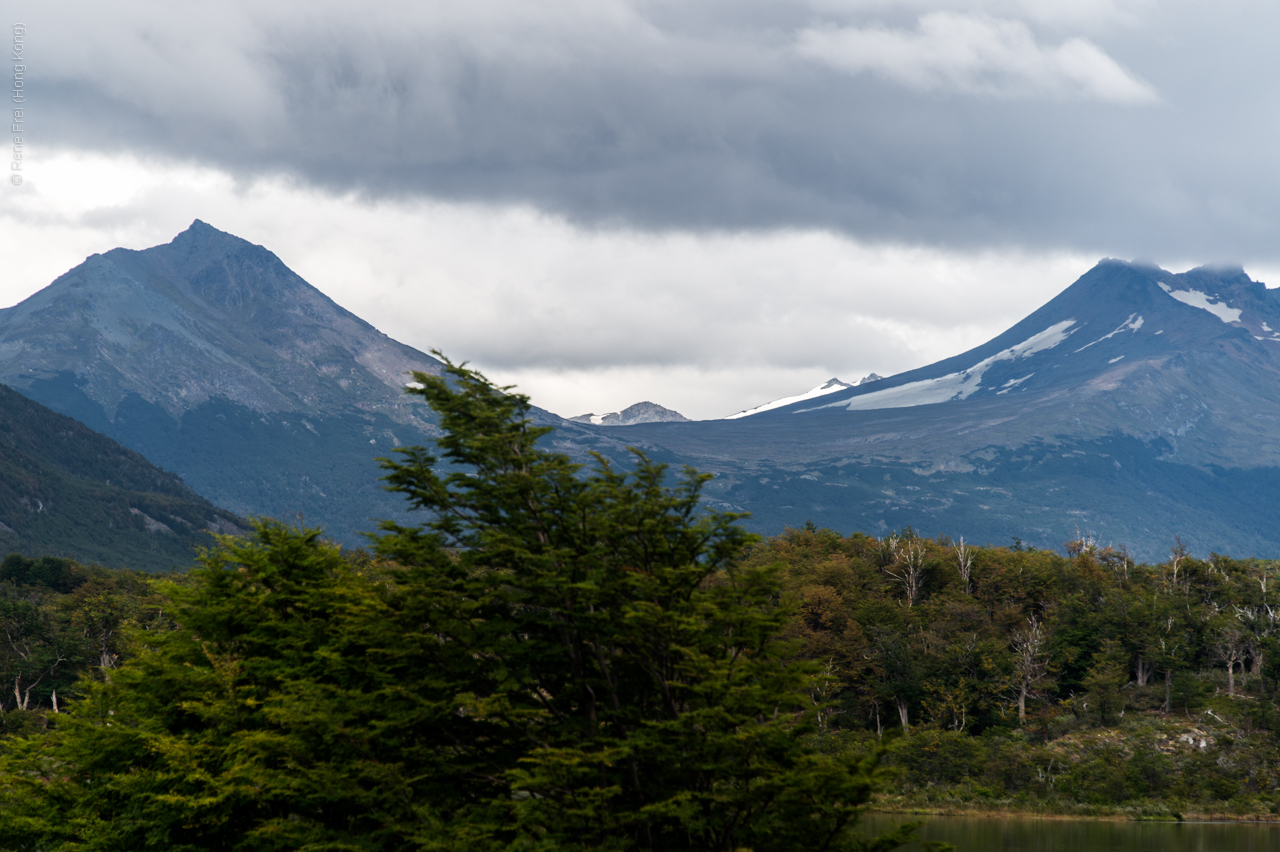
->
[0,224,445,544]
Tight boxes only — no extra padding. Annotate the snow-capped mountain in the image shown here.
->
[610,260,1280,559]
[769,261,1280,431]
[727,374,882,419]
[569,401,689,426]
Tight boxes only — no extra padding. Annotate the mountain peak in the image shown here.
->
[570,401,690,426]
[0,223,442,421]
[155,219,280,275]
[176,218,246,244]
[0,223,451,545]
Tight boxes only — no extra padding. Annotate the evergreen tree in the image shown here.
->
[374,356,915,851]
[0,357,915,852]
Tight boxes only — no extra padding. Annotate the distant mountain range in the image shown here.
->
[570,401,689,426]
[7,225,1280,561]
[0,222,636,547]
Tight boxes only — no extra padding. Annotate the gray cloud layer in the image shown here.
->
[17,0,1280,261]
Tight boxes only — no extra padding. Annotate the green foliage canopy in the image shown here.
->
[0,358,911,852]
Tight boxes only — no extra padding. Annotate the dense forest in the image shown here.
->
[1,358,1279,850]
[1,526,1279,829]
[744,524,1280,818]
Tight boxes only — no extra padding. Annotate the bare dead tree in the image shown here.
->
[808,658,838,731]
[1064,526,1097,558]
[1010,617,1051,722]
[878,533,902,568]
[1134,655,1155,687]
[1167,537,1188,593]
[884,539,926,608]
[954,536,974,595]
[869,701,884,739]
[1234,603,1280,685]
[1212,624,1248,697]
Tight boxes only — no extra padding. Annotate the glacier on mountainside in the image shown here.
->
[725,377,854,419]
[1157,283,1242,324]
[809,320,1076,413]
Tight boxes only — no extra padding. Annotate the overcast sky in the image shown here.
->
[2,1,1279,419]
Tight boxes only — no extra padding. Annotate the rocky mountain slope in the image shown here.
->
[570,401,689,426]
[606,261,1280,560]
[0,384,243,570]
[0,221,446,543]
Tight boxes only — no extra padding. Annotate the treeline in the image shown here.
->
[6,526,1280,821]
[752,524,1280,814]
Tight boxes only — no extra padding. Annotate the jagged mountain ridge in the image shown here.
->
[6,225,1280,560]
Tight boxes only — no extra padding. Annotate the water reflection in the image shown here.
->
[861,813,1280,852]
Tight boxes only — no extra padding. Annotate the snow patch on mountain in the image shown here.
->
[725,377,854,419]
[1158,283,1243,324]
[811,320,1077,412]
[1075,314,1144,352]
[996,374,1034,395]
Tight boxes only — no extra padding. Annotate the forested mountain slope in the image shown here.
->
[0,384,242,570]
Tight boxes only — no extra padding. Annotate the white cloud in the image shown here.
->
[805,0,1156,32]
[795,12,1159,103]
[0,149,1098,420]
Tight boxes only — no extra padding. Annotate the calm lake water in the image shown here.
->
[860,813,1280,852]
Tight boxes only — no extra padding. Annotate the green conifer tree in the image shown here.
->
[0,356,920,852]
[373,356,917,851]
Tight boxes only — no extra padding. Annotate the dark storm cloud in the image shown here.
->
[19,0,1280,260]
